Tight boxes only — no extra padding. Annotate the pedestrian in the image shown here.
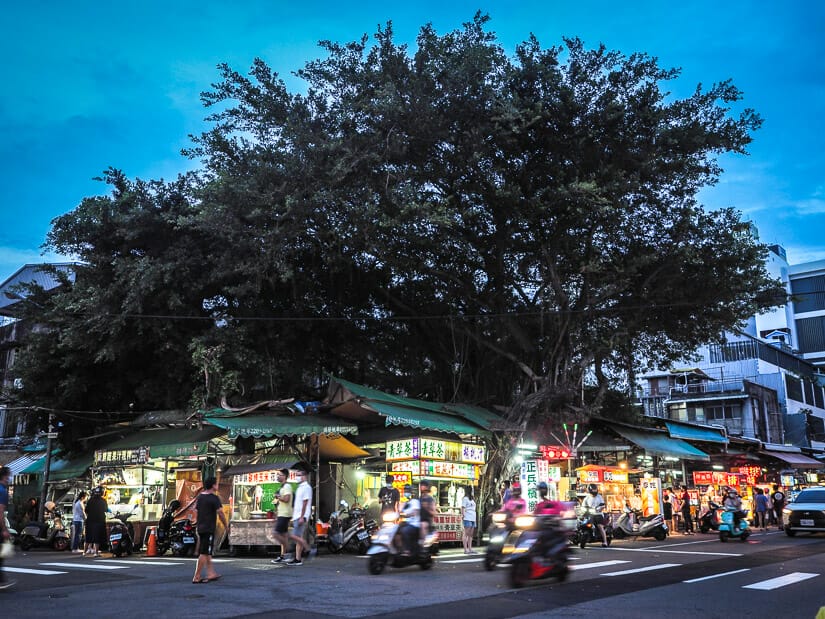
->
[0,466,15,591]
[680,487,694,535]
[84,486,108,556]
[461,486,477,554]
[378,474,400,516]
[500,480,512,507]
[770,484,786,530]
[754,487,768,531]
[192,477,228,584]
[270,468,293,564]
[662,487,674,533]
[285,469,312,566]
[71,491,87,553]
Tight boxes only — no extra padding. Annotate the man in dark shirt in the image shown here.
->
[377,475,400,516]
[192,477,228,584]
[1,466,14,590]
[419,480,436,542]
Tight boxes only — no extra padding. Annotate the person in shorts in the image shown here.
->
[192,477,227,584]
[286,469,312,566]
[270,468,293,564]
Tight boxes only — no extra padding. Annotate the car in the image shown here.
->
[783,487,825,536]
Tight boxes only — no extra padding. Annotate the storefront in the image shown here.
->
[575,465,638,514]
[92,426,228,547]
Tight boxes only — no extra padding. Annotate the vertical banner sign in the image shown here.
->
[639,477,662,517]
[521,460,539,512]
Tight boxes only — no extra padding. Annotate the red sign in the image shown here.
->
[433,513,461,542]
[738,466,761,485]
[692,471,743,488]
[540,445,572,459]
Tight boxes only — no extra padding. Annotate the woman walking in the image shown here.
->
[84,487,108,556]
[461,486,477,554]
[71,491,87,553]
[754,487,769,531]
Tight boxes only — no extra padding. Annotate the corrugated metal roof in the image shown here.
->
[5,452,46,476]
[0,263,77,316]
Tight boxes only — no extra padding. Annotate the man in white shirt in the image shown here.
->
[286,469,312,566]
[399,484,420,554]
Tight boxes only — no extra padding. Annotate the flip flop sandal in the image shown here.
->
[192,578,208,584]
[207,575,222,582]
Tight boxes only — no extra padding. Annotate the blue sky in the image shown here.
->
[2,2,824,283]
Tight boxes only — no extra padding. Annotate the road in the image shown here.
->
[2,529,824,618]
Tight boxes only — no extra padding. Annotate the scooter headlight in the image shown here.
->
[492,512,507,524]
[514,515,535,529]
[382,511,399,523]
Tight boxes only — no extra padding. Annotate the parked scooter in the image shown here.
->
[718,506,750,542]
[501,513,571,588]
[327,500,376,555]
[4,515,18,546]
[697,501,723,533]
[366,510,438,574]
[576,506,613,549]
[19,501,70,551]
[612,507,668,541]
[108,508,138,557]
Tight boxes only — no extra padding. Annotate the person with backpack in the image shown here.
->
[771,484,786,530]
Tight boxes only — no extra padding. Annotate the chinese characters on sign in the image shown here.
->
[738,466,762,485]
[521,460,539,512]
[94,447,150,467]
[386,438,485,465]
[692,471,743,488]
[433,513,462,541]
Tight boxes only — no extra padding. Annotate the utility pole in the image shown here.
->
[39,414,56,521]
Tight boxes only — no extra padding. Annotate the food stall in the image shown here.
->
[221,461,303,551]
[692,470,748,514]
[575,465,638,515]
[387,437,486,542]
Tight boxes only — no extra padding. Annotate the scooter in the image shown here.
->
[366,511,438,575]
[612,507,668,541]
[155,500,181,555]
[484,510,512,571]
[327,500,376,555]
[4,515,18,546]
[718,507,750,542]
[108,508,138,557]
[576,506,613,549]
[501,513,571,588]
[698,501,723,533]
[19,502,70,551]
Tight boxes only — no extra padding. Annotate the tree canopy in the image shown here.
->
[9,13,784,445]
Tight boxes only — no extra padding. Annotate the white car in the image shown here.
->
[783,487,825,536]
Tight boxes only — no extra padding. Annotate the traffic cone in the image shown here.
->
[145,527,158,557]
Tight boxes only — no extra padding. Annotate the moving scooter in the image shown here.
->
[501,513,571,588]
[108,508,138,557]
[718,507,750,542]
[366,511,438,575]
[612,507,668,541]
[19,502,70,551]
[484,510,512,571]
[698,501,723,533]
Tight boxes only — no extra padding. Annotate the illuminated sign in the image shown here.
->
[738,466,761,485]
[419,460,477,479]
[94,447,150,466]
[603,470,628,484]
[539,445,573,459]
[386,439,419,461]
[420,438,446,460]
[693,471,743,487]
[386,438,485,464]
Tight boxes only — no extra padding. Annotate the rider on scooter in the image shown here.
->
[583,484,609,547]
[723,488,745,531]
[504,484,527,516]
[398,485,420,555]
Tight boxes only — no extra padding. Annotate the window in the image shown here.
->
[709,341,758,363]
[790,275,825,313]
[705,405,742,420]
[785,373,804,402]
[796,317,825,354]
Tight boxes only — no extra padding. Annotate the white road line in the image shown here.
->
[99,560,184,566]
[743,572,819,590]
[570,560,631,571]
[601,563,681,576]
[2,567,68,575]
[41,562,130,570]
[684,568,751,583]
[155,557,232,562]
[607,547,742,557]
[439,558,484,564]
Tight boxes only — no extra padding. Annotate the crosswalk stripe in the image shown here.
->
[743,572,819,590]
[570,560,631,571]
[2,567,68,575]
[41,562,130,570]
[99,560,184,566]
[439,558,483,564]
[684,568,750,583]
[602,563,681,576]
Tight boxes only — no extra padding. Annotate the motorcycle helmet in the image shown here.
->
[511,483,522,496]
[537,481,548,496]
[588,484,598,495]
[92,486,105,497]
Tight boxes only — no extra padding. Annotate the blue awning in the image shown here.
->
[665,422,728,444]
[609,425,710,461]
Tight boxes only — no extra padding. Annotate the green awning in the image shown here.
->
[665,421,728,444]
[364,401,490,437]
[98,427,225,459]
[205,414,358,439]
[610,425,709,461]
[22,454,93,479]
